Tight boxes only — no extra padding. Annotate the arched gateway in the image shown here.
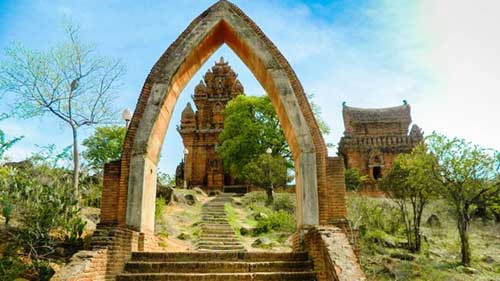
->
[100,0,347,236]
[54,2,367,280]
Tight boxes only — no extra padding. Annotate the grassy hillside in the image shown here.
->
[347,193,500,280]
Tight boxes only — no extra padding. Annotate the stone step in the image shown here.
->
[201,212,227,215]
[199,236,238,240]
[197,248,245,253]
[124,261,313,273]
[201,225,233,230]
[201,230,235,235]
[117,272,316,281]
[197,241,242,246]
[200,232,236,237]
[200,221,230,225]
[200,228,235,232]
[200,228,234,232]
[130,252,311,262]
[197,245,245,251]
[197,237,240,243]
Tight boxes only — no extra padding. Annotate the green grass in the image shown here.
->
[225,203,241,236]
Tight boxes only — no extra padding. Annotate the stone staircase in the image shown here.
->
[115,193,317,280]
[116,252,317,280]
[197,193,245,252]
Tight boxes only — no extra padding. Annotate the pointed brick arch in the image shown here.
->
[100,0,347,234]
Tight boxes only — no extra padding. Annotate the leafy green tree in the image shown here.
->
[242,153,290,203]
[82,125,126,173]
[218,95,291,202]
[218,95,292,170]
[0,23,125,198]
[345,168,366,191]
[379,143,439,252]
[427,133,500,265]
[218,94,330,202]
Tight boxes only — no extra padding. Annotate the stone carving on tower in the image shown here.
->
[338,102,424,194]
[176,57,244,191]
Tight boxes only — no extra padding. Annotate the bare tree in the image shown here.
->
[0,23,125,198]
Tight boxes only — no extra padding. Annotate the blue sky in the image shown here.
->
[1,0,499,174]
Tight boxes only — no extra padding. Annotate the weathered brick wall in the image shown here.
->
[304,226,366,281]
[101,161,121,225]
[52,226,139,281]
[326,156,348,223]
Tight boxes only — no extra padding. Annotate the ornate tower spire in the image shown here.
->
[176,59,246,189]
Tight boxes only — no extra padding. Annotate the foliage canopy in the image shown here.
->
[82,125,126,173]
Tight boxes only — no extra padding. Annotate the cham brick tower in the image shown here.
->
[176,57,244,191]
[338,101,423,194]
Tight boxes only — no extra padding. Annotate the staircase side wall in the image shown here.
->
[51,227,139,281]
[304,226,366,281]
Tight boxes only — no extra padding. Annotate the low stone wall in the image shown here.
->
[303,226,366,281]
[51,226,140,281]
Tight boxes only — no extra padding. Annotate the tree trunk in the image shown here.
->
[413,199,425,253]
[414,212,421,252]
[457,209,471,266]
[266,184,274,205]
[400,203,412,251]
[71,125,80,200]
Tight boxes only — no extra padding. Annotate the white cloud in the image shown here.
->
[415,0,500,149]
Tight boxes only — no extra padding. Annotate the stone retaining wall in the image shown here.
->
[303,226,366,281]
[51,226,140,281]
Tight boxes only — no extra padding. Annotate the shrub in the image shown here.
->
[14,171,86,258]
[345,168,366,191]
[0,245,27,281]
[80,175,102,208]
[272,193,295,213]
[242,191,268,207]
[0,193,14,227]
[347,194,402,236]
[155,197,166,223]
[254,210,295,234]
[0,162,86,280]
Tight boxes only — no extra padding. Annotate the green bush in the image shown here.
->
[0,162,86,280]
[0,246,27,281]
[81,181,102,208]
[346,193,402,236]
[155,197,166,223]
[242,192,296,235]
[242,191,268,207]
[345,168,366,191]
[254,210,295,234]
[272,193,295,213]
[14,169,86,256]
